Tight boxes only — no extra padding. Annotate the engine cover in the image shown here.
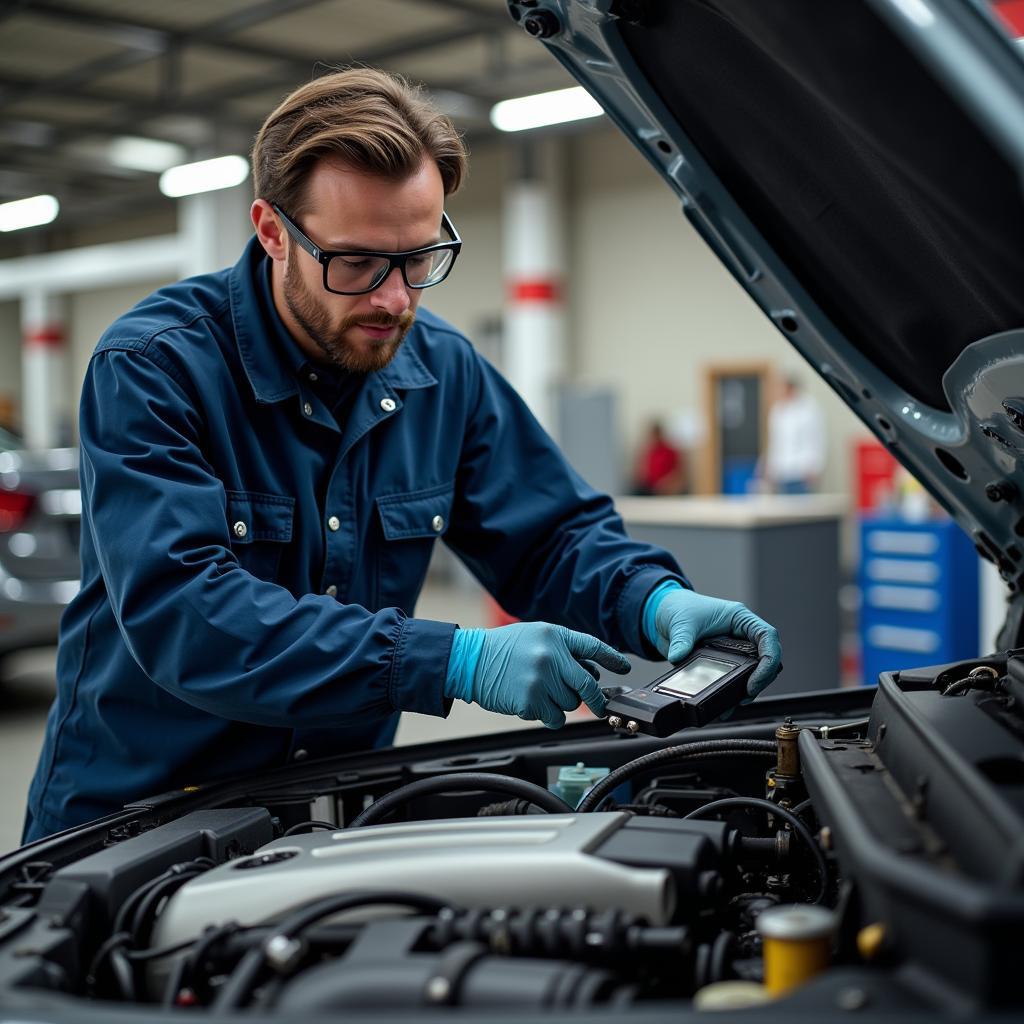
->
[151,813,681,949]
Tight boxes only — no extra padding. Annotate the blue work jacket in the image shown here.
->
[26,236,686,838]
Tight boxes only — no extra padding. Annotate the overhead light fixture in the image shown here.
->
[159,155,250,198]
[490,86,603,132]
[108,136,187,173]
[0,194,59,232]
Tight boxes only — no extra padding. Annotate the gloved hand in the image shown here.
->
[445,622,631,728]
[643,581,782,697]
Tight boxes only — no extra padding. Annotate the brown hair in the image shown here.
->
[252,67,467,214]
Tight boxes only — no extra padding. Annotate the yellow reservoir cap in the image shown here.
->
[757,904,836,996]
[857,922,887,961]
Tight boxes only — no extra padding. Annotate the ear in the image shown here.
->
[251,199,286,261]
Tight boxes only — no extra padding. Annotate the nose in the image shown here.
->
[370,265,410,317]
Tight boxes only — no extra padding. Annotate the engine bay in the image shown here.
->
[2,655,1024,1020]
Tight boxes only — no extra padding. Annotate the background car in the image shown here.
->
[0,433,79,671]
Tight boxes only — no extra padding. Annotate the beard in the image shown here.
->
[283,257,415,373]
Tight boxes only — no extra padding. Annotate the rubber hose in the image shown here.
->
[682,796,828,904]
[576,740,777,813]
[212,892,448,1010]
[349,772,573,828]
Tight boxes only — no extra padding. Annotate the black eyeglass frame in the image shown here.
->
[271,202,462,295]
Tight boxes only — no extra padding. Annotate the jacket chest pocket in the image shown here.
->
[375,482,453,612]
[226,489,295,582]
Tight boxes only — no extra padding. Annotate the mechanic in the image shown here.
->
[22,69,781,844]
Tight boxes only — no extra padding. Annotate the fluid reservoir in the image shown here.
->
[550,762,609,808]
[756,904,835,995]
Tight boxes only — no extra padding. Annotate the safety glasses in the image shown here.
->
[272,203,462,295]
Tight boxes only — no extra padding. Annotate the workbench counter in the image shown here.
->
[615,494,847,693]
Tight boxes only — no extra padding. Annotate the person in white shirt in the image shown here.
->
[762,376,826,494]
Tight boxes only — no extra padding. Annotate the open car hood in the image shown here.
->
[509,0,1024,591]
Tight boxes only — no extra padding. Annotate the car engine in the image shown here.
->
[1,655,1023,1019]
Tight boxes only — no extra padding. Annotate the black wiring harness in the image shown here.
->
[349,771,573,827]
[576,739,778,813]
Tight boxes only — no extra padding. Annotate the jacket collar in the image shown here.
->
[229,235,437,404]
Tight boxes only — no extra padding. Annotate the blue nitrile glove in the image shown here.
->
[444,623,632,729]
[643,581,782,697]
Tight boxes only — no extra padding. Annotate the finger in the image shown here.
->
[731,609,778,653]
[557,627,631,674]
[552,622,630,671]
[579,659,601,681]
[550,679,583,713]
[542,707,566,728]
[747,657,781,697]
[747,632,782,696]
[566,662,608,716]
[524,704,565,729]
[666,625,696,664]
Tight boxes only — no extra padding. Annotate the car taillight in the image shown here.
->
[0,490,34,532]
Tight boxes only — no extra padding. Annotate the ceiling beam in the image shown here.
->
[0,0,336,110]
[3,0,509,111]
[0,17,513,150]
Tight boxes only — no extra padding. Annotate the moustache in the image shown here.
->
[343,310,414,331]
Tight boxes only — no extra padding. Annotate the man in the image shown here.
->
[762,376,827,494]
[23,69,780,843]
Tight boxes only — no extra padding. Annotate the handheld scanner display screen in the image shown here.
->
[654,656,734,698]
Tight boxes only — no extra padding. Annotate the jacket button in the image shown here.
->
[293,749,308,761]
[325,584,338,597]
[432,515,445,533]
[233,521,248,538]
[303,401,313,416]
[308,372,318,382]
[380,397,397,412]
[327,515,340,532]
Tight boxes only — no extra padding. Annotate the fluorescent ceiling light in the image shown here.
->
[159,155,250,198]
[0,194,59,232]
[109,136,187,173]
[490,86,603,132]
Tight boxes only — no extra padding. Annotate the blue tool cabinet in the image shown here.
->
[858,516,979,686]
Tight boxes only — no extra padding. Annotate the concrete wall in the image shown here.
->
[419,142,506,364]
[567,127,869,496]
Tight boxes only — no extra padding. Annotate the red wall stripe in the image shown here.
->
[24,326,66,348]
[508,279,562,303]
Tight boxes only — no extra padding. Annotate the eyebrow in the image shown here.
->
[322,234,443,252]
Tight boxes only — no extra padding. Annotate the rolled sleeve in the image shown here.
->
[389,617,458,716]
[615,567,692,658]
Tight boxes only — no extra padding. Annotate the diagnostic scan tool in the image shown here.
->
[604,637,771,736]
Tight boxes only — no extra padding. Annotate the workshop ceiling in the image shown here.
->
[0,0,574,247]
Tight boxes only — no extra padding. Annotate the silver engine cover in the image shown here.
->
[151,813,675,949]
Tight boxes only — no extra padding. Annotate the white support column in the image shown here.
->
[179,180,254,278]
[20,290,69,450]
[502,139,568,438]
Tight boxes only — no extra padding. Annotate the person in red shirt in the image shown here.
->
[634,420,686,495]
